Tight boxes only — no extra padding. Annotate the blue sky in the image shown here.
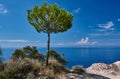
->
[0,0,120,48]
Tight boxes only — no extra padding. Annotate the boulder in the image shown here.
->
[86,61,120,79]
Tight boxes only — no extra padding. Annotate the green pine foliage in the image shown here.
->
[27,2,73,65]
[27,2,73,33]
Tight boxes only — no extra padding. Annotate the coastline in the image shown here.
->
[57,61,120,79]
[1,47,120,78]
[2,47,120,68]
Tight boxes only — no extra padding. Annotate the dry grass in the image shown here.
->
[71,65,85,74]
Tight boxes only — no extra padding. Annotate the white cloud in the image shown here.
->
[73,8,80,14]
[77,37,89,44]
[76,37,96,45]
[98,21,114,30]
[0,40,41,43]
[0,40,43,48]
[0,3,8,14]
[88,32,112,37]
[0,40,28,43]
[109,28,115,31]
[118,19,120,22]
[97,29,106,32]
[52,43,64,47]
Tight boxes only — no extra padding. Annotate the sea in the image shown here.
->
[1,47,120,69]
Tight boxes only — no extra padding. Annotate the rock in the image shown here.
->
[114,61,120,70]
[86,61,120,79]
[56,72,110,79]
[37,61,120,79]
[110,64,119,72]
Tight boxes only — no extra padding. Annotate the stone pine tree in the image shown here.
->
[27,2,73,66]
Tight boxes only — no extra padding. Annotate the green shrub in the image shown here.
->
[11,46,45,62]
[49,60,67,73]
[71,65,85,74]
[0,47,69,79]
[0,58,43,79]
[49,50,67,65]
[26,72,36,79]
[0,48,4,71]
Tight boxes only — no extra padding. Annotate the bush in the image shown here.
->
[71,65,85,74]
[49,50,67,65]
[0,47,68,79]
[0,58,43,79]
[26,72,36,79]
[11,46,45,62]
[49,60,67,73]
[0,48,4,71]
[43,67,54,79]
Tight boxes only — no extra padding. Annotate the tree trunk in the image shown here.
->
[46,33,50,66]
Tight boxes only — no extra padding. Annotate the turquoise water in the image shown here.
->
[2,47,120,68]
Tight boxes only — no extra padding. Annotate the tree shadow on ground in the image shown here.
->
[81,73,110,79]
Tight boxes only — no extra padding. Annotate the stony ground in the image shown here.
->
[57,61,120,79]
[56,73,109,79]
[86,61,120,79]
[36,61,120,79]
